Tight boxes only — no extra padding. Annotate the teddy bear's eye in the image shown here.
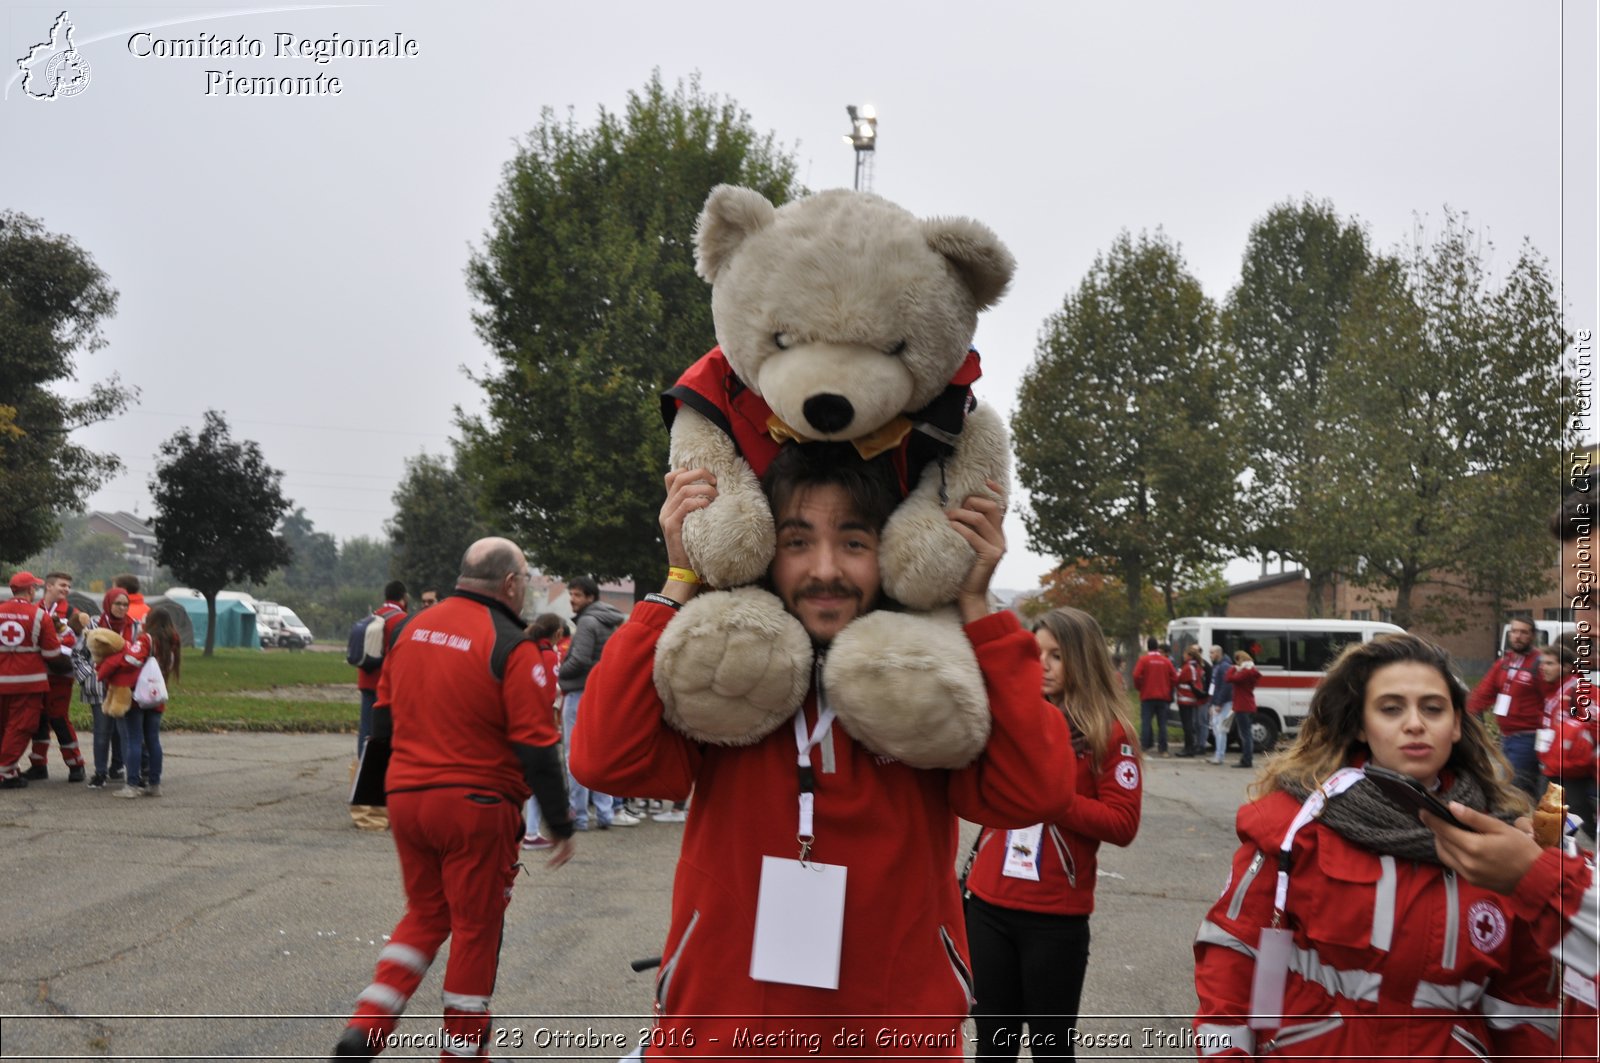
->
[888,340,908,357]
[773,332,793,350]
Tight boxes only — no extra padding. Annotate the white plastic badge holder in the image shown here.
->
[1493,692,1513,717]
[750,855,847,989]
[1001,825,1044,881]
[1248,927,1293,1029]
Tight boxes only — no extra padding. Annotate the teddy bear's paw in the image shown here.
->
[822,611,991,769]
[654,587,811,745]
[879,506,975,612]
[682,485,776,589]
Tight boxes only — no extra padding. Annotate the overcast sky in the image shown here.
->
[4,0,1595,592]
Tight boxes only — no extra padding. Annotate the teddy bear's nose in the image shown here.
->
[803,394,855,434]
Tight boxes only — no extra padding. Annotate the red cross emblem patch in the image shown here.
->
[1467,899,1508,953]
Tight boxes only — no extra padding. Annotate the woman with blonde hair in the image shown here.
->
[965,607,1143,1060]
[1193,634,1555,1059]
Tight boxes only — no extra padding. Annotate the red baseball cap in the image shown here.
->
[8,571,41,593]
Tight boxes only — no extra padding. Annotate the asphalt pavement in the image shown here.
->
[2,733,1257,1060]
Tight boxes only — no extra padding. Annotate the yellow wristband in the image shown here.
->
[667,566,701,586]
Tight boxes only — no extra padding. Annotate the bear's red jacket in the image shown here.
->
[571,604,1076,1058]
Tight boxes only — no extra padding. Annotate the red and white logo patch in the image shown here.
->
[531,663,549,687]
[1115,760,1140,791]
[0,619,26,647]
[1467,899,1508,953]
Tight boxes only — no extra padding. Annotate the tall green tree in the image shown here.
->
[337,535,392,590]
[1223,198,1373,613]
[1014,230,1244,659]
[460,71,801,587]
[0,212,130,564]
[150,411,292,655]
[278,507,337,591]
[1308,211,1566,632]
[387,451,490,598]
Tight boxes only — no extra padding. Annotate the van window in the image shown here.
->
[1291,631,1362,672]
[1169,628,1199,661]
[1220,630,1287,669]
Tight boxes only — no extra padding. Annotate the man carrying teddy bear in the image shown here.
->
[571,443,1076,1058]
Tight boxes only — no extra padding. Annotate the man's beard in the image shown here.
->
[790,579,866,647]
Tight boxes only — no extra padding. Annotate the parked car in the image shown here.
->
[257,602,313,649]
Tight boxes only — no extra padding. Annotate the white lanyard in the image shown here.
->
[1272,767,1365,919]
[792,702,836,863]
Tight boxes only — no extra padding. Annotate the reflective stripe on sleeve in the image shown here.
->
[1480,992,1560,1037]
[1287,943,1381,1003]
[1411,976,1486,1012]
[0,672,48,684]
[1558,870,1599,981]
[1195,918,1255,958]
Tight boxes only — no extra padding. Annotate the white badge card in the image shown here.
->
[1492,692,1512,717]
[750,855,847,989]
[1001,825,1044,881]
[1248,927,1293,1030]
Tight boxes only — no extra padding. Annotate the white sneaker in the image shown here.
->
[610,809,641,827]
[113,786,142,799]
[652,808,687,823]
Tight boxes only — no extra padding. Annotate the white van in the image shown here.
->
[1166,616,1406,751]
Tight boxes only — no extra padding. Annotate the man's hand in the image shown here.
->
[947,480,1007,625]
[545,837,576,869]
[659,468,718,603]
[1420,802,1541,895]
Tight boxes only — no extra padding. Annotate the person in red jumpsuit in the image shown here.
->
[332,537,575,1061]
[1,572,66,788]
[1193,634,1557,1059]
[27,572,86,782]
[571,444,1077,1058]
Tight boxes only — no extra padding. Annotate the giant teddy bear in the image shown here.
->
[654,185,1016,769]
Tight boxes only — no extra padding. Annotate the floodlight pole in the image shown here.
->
[845,104,877,192]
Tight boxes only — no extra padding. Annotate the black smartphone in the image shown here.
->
[1363,764,1470,829]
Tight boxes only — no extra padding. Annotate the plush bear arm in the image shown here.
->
[880,401,1012,611]
[670,409,775,588]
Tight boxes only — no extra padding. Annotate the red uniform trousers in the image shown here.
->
[348,788,522,1059]
[31,679,84,770]
[0,693,45,780]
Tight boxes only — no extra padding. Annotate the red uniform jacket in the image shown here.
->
[571,604,1077,1058]
[97,631,151,695]
[1176,660,1208,707]
[1193,787,1558,1060]
[966,719,1141,916]
[1467,649,1546,734]
[1226,664,1260,714]
[1508,847,1598,1060]
[378,592,561,806]
[1132,651,1178,701]
[0,597,63,695]
[356,601,409,693]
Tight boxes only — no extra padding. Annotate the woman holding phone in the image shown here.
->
[1192,634,1556,1059]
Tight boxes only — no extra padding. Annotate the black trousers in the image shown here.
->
[966,894,1092,1061]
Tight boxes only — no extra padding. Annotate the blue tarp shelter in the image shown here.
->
[162,591,260,649]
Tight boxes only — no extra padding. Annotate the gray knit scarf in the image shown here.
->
[1281,772,1516,864]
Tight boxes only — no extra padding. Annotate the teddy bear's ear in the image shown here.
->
[922,217,1016,311]
[695,185,778,283]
